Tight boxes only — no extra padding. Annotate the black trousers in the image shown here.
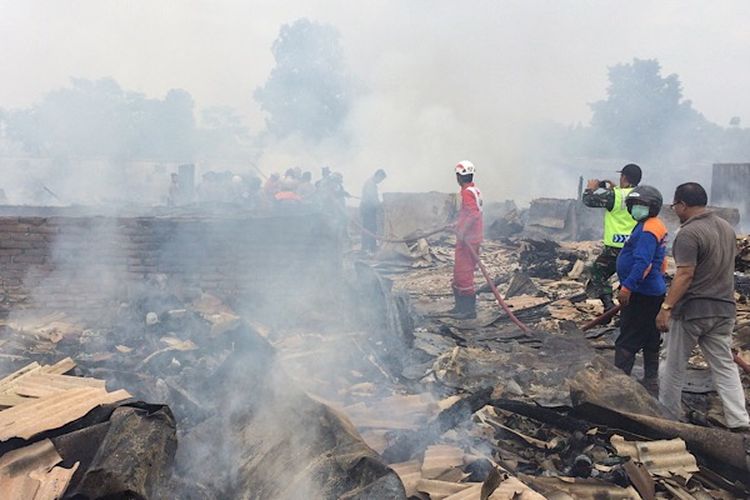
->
[616,292,664,355]
[360,206,378,252]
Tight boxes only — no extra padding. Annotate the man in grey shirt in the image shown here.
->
[657,182,750,430]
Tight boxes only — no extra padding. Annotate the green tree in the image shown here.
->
[254,18,351,141]
[589,58,707,158]
[3,78,196,161]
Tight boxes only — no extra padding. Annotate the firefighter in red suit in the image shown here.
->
[449,160,483,319]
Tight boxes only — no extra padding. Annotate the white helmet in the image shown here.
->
[232,175,243,184]
[455,161,475,175]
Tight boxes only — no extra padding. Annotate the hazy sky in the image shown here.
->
[2,0,750,201]
[2,0,749,127]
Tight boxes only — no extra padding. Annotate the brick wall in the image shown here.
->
[0,211,341,317]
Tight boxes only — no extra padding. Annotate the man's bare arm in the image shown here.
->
[656,265,696,332]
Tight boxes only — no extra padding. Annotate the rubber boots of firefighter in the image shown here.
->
[614,347,636,375]
[447,287,461,314]
[640,349,660,397]
[452,294,477,320]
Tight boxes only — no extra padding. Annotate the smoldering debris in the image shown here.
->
[0,289,405,499]
[364,227,750,498]
[0,202,749,499]
[0,358,176,499]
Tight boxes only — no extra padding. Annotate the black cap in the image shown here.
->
[617,163,642,185]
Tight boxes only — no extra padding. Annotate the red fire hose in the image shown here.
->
[358,223,454,244]
[463,243,531,333]
[733,350,750,374]
[581,305,622,331]
[355,214,750,372]
[352,218,531,332]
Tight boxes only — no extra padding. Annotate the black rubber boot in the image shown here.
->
[456,295,477,319]
[600,294,616,312]
[463,294,477,319]
[614,347,636,375]
[447,288,461,314]
[452,294,477,320]
[599,294,616,325]
[641,350,660,397]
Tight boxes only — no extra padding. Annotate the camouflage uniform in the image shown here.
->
[586,245,621,298]
[582,188,620,300]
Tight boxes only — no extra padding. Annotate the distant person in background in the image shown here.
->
[360,169,387,254]
[167,173,179,207]
[330,172,350,209]
[230,175,246,203]
[296,171,315,200]
[582,163,642,312]
[281,168,300,191]
[263,173,281,198]
[245,176,262,209]
[315,166,332,189]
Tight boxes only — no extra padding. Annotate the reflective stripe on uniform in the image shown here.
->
[603,187,636,248]
[465,186,483,211]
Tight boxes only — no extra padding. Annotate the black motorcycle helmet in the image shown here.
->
[625,185,663,218]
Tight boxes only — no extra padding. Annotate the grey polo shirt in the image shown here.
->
[672,211,736,320]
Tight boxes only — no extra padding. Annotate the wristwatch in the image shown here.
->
[661,303,673,311]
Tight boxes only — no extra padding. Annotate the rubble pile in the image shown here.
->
[0,285,406,498]
[364,232,750,498]
[1,203,749,498]
[736,235,750,273]
[0,358,176,498]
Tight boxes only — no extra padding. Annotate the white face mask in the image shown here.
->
[630,204,650,221]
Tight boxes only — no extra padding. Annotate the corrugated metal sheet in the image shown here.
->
[0,386,130,441]
[0,360,115,499]
[521,475,641,499]
[440,477,547,500]
[342,393,437,431]
[43,358,76,375]
[12,373,105,399]
[34,462,80,499]
[421,444,465,479]
[0,438,60,472]
[611,434,699,478]
[0,362,43,391]
[0,439,79,500]
[390,460,421,497]
[488,477,546,500]
[0,359,94,408]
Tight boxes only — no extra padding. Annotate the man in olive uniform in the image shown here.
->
[582,163,642,311]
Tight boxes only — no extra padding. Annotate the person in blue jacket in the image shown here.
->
[615,185,667,394]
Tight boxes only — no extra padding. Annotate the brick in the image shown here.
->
[0,240,34,249]
[17,217,46,226]
[15,232,48,241]
[12,255,47,265]
[22,248,51,257]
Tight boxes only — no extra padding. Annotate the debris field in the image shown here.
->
[0,206,748,499]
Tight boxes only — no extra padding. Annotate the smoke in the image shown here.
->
[254,6,571,203]
[5,3,750,496]
[3,2,750,207]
